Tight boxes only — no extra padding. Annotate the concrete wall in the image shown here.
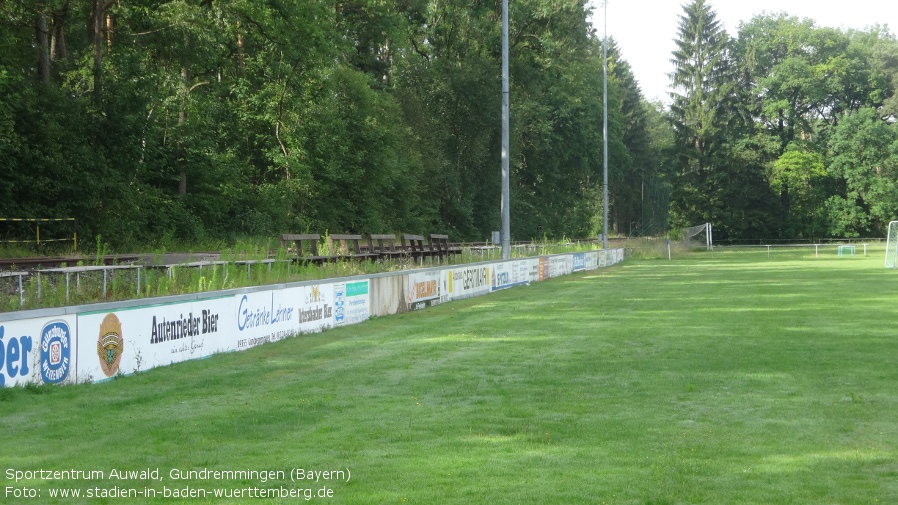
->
[0,249,624,387]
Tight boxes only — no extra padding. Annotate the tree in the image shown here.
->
[0,0,654,249]
[640,101,675,235]
[732,16,896,238]
[606,39,670,237]
[668,0,735,230]
[768,143,829,237]
[734,15,884,147]
[826,107,898,236]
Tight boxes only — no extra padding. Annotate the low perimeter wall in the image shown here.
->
[0,249,624,387]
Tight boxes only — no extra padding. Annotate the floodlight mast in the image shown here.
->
[500,0,510,260]
[602,0,609,250]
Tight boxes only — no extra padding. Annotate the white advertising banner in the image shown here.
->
[492,260,531,291]
[525,258,540,283]
[234,287,302,350]
[584,251,599,270]
[78,297,233,382]
[598,248,623,267]
[0,315,77,387]
[406,270,445,311]
[447,264,491,300]
[549,255,573,278]
[334,280,370,326]
[297,283,335,334]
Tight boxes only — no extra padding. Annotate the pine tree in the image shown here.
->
[667,0,734,229]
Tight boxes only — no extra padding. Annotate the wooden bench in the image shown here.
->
[280,234,330,265]
[402,234,430,264]
[328,234,379,262]
[428,234,461,263]
[368,234,405,262]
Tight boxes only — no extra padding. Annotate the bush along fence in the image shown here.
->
[0,249,624,387]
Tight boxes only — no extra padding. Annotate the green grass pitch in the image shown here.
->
[2,246,897,504]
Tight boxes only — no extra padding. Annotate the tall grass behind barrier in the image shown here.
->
[3,240,604,313]
[4,236,888,313]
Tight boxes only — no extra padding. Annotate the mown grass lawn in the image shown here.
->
[2,247,897,504]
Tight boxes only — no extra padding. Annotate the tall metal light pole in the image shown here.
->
[501,0,511,260]
[602,0,609,249]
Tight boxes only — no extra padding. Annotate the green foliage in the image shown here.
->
[3,0,661,246]
[5,0,898,245]
[668,4,898,242]
[769,143,830,237]
[669,0,750,237]
[826,107,898,236]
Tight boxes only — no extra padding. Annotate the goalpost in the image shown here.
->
[886,221,898,268]
[683,222,713,250]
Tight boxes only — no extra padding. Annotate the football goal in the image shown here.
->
[683,222,713,250]
[886,221,898,268]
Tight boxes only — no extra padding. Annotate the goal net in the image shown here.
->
[683,222,713,250]
[886,221,898,268]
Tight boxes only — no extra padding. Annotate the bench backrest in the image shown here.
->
[429,234,450,256]
[328,234,364,256]
[402,234,426,254]
[281,233,321,257]
[368,234,400,252]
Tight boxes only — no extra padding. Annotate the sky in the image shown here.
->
[588,0,898,104]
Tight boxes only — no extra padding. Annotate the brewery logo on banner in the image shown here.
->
[40,321,71,384]
[97,313,124,377]
[300,285,332,325]
[149,309,219,343]
[307,285,324,304]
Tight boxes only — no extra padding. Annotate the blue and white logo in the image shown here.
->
[40,321,71,384]
[572,253,586,272]
[334,285,345,324]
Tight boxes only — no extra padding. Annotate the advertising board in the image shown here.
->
[297,283,335,334]
[549,255,573,278]
[335,280,370,326]
[492,260,532,291]
[446,265,491,300]
[584,251,598,270]
[235,288,301,350]
[572,252,586,272]
[2,247,626,387]
[406,270,445,311]
[0,315,77,386]
[78,296,233,382]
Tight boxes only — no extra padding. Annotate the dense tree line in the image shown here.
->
[670,0,898,241]
[10,1,889,248]
[0,0,667,249]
